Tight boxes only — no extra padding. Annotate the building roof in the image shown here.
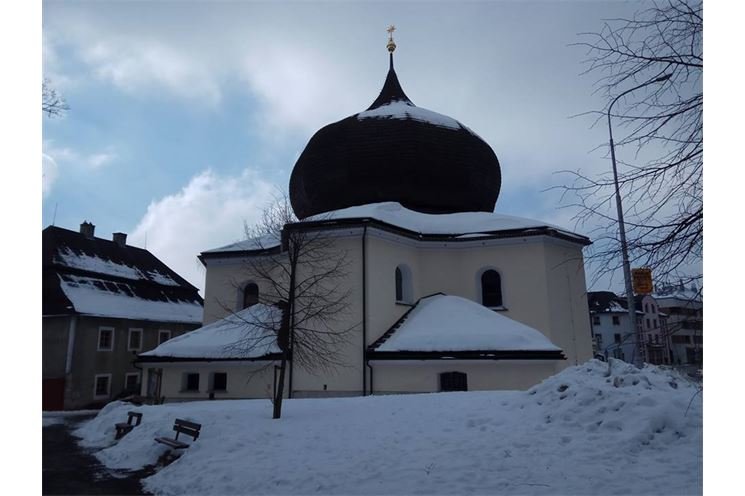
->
[289,52,501,219]
[368,294,564,360]
[200,202,590,260]
[138,304,282,362]
[43,225,203,323]
[587,291,647,315]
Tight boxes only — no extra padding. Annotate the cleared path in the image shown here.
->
[43,415,153,495]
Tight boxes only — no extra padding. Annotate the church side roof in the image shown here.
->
[138,304,282,362]
[368,294,564,360]
[43,225,203,323]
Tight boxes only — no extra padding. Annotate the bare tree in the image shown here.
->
[559,0,702,289]
[223,194,355,419]
[42,78,69,117]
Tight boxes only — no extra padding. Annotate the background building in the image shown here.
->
[654,282,703,369]
[42,222,204,410]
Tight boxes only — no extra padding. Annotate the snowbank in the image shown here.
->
[75,360,702,495]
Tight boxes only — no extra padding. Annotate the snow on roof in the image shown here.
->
[56,246,182,286]
[140,304,281,359]
[376,294,560,352]
[311,202,585,240]
[202,234,280,254]
[59,274,203,324]
[356,101,470,133]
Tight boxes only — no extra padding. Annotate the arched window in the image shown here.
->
[242,283,259,309]
[481,270,503,308]
[395,265,413,303]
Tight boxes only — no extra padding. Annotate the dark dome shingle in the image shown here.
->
[289,55,501,219]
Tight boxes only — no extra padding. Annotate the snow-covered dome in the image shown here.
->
[289,52,502,220]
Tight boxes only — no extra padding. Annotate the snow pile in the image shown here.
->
[310,202,585,240]
[377,294,560,352]
[75,360,701,495]
[59,274,203,323]
[140,304,281,359]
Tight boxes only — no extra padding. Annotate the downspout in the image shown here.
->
[362,225,368,396]
[367,361,374,396]
[64,315,77,375]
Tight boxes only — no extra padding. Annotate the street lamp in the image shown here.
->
[607,73,671,367]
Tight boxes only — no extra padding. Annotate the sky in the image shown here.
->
[42,0,689,293]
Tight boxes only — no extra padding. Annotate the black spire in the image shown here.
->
[366,52,413,110]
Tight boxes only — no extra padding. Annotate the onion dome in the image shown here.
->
[289,39,501,220]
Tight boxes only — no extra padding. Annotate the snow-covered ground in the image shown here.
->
[74,360,702,495]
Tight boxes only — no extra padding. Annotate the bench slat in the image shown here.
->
[174,419,201,431]
[155,437,189,449]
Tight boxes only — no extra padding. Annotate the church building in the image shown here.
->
[138,32,593,401]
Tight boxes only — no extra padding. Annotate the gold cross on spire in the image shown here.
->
[386,25,397,53]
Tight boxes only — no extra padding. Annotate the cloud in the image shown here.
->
[41,142,118,196]
[128,168,277,292]
[42,153,59,197]
[82,39,222,106]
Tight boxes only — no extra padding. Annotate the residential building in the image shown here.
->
[654,282,703,367]
[42,222,204,410]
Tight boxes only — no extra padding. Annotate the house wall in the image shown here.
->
[62,316,198,410]
[42,316,71,379]
[143,362,280,402]
[370,360,559,393]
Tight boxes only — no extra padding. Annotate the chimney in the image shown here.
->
[112,232,127,248]
[80,221,95,239]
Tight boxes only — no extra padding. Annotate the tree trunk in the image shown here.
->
[273,352,288,419]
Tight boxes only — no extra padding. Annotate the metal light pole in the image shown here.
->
[606,74,671,368]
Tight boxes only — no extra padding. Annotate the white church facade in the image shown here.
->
[137,36,593,401]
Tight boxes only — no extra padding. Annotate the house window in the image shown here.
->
[645,303,649,313]
[184,373,200,392]
[654,335,660,344]
[242,283,259,309]
[211,372,228,392]
[94,374,111,398]
[652,305,657,314]
[596,334,603,348]
[653,319,658,329]
[158,330,172,345]
[592,315,600,325]
[614,333,621,344]
[612,316,620,326]
[646,318,651,329]
[440,372,468,392]
[124,372,140,393]
[98,327,114,351]
[128,328,143,351]
[395,265,413,303]
[480,270,503,308]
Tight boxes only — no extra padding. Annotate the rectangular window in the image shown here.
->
[94,374,111,398]
[646,318,651,328]
[672,335,690,344]
[124,372,141,393]
[212,372,228,392]
[158,329,172,345]
[592,315,600,326]
[440,371,468,392]
[645,303,649,313]
[654,319,658,329]
[614,333,621,344]
[128,328,143,351]
[184,373,200,392]
[612,316,620,326]
[98,327,114,351]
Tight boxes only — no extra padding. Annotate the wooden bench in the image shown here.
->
[114,411,143,440]
[154,419,201,450]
